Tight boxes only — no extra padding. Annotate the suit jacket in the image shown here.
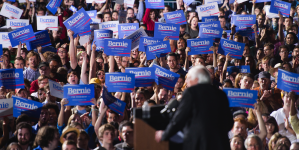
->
[161,84,234,150]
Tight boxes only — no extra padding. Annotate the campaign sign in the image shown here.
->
[0,32,13,48]
[94,29,113,51]
[187,38,214,55]
[99,21,119,37]
[0,45,2,56]
[6,19,29,29]
[102,87,126,116]
[118,23,139,39]
[125,67,155,87]
[0,98,13,119]
[0,3,23,19]
[70,5,77,12]
[25,30,51,50]
[196,2,219,20]
[104,39,132,56]
[8,25,36,47]
[124,28,148,51]
[152,64,180,91]
[198,27,223,38]
[277,69,299,94]
[164,10,187,25]
[269,0,291,17]
[202,16,218,22]
[63,84,95,106]
[49,80,63,99]
[205,0,223,4]
[145,0,164,9]
[46,0,62,15]
[233,15,256,28]
[139,36,162,52]
[36,16,58,31]
[198,21,221,30]
[256,0,270,3]
[146,41,171,60]
[12,96,43,120]
[86,0,105,3]
[184,0,194,6]
[124,0,134,8]
[0,69,24,89]
[105,73,135,92]
[223,88,257,108]
[154,22,180,40]
[227,65,250,75]
[264,5,279,18]
[63,8,92,36]
[87,10,97,19]
[218,39,244,59]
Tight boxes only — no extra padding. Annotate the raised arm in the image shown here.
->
[37,46,46,62]
[16,42,21,58]
[95,101,108,138]
[252,24,260,48]
[184,47,190,71]
[289,91,299,136]
[80,51,88,84]
[278,12,284,42]
[256,102,267,141]
[108,56,115,73]
[58,99,68,126]
[89,42,97,81]
[136,0,145,22]
[68,30,77,70]
[143,8,151,24]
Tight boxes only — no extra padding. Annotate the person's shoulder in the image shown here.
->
[270,108,282,117]
[253,87,259,91]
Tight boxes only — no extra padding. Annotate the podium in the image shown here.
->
[133,105,169,150]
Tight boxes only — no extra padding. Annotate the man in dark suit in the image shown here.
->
[155,65,234,150]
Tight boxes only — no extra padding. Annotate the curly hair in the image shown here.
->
[34,126,58,148]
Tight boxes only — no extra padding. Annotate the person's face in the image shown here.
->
[68,74,78,84]
[20,50,26,59]
[177,39,186,49]
[292,27,298,35]
[107,113,117,123]
[97,71,105,81]
[175,78,184,89]
[71,115,82,125]
[18,90,28,99]
[69,0,74,5]
[114,56,121,64]
[150,11,155,20]
[265,123,275,134]
[258,78,270,90]
[2,56,9,68]
[49,61,59,73]
[17,128,31,145]
[104,14,111,22]
[39,78,48,88]
[219,18,226,28]
[243,46,250,57]
[232,122,247,138]
[223,82,232,88]
[112,12,118,20]
[121,57,129,68]
[195,58,205,66]
[279,48,289,60]
[135,93,145,107]
[286,34,295,45]
[219,11,224,17]
[62,144,77,150]
[246,138,260,150]
[283,92,292,107]
[29,56,38,68]
[65,132,77,142]
[293,48,299,58]
[15,59,25,69]
[38,90,46,101]
[240,76,253,89]
[277,138,291,148]
[254,8,260,15]
[48,108,57,125]
[191,55,197,65]
[283,64,291,72]
[77,134,89,149]
[127,9,134,18]
[131,50,138,59]
[158,89,168,102]
[37,11,45,16]
[189,12,196,20]
[263,46,273,57]
[191,17,198,28]
[103,130,115,144]
[284,18,292,28]
[230,137,243,150]
[167,56,177,69]
[39,66,50,76]
[290,144,299,150]
[10,144,21,150]
[39,108,49,125]
[58,48,67,58]
[122,126,134,144]
[256,50,264,60]
[262,60,269,72]
[163,7,170,13]
[257,16,265,26]
[245,57,251,66]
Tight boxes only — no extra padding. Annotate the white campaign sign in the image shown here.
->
[86,0,105,3]
[264,5,279,18]
[6,19,29,29]
[196,2,219,20]
[19,0,36,3]
[205,0,223,4]
[0,32,16,48]
[49,80,64,99]
[36,16,58,31]
[79,35,91,45]
[0,98,13,119]
[0,3,23,19]
[124,0,135,8]
[125,27,148,51]
[99,21,119,37]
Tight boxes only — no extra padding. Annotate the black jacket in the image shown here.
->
[161,84,234,150]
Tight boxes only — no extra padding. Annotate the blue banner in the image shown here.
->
[125,67,155,87]
[145,0,164,9]
[256,0,270,3]
[63,8,92,36]
[202,16,219,22]
[46,0,63,15]
[183,0,194,6]
[198,21,221,29]
[105,73,135,92]
[269,0,291,17]
[164,10,187,25]
[8,25,36,47]
[93,29,113,51]
[223,88,257,108]
[102,87,126,116]
[277,69,299,94]
[139,36,163,52]
[13,96,43,121]
[104,39,132,56]
[232,15,256,28]
[152,64,180,91]
[218,38,244,59]
[146,41,171,60]
[86,10,97,19]
[187,38,214,55]
[0,69,24,89]
[63,84,95,106]
[227,65,251,75]
[154,23,180,40]
[25,30,51,50]
[0,44,2,56]
[118,23,139,39]
[198,27,223,38]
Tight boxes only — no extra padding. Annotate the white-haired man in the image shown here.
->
[155,65,233,150]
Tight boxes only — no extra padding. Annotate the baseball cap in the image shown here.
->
[233,110,248,118]
[90,78,101,85]
[258,71,270,79]
[222,31,227,35]
[38,62,49,69]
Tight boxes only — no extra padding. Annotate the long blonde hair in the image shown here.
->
[247,101,268,129]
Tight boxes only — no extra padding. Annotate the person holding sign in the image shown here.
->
[143,9,157,31]
[185,16,199,38]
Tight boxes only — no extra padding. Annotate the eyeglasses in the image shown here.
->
[58,51,66,53]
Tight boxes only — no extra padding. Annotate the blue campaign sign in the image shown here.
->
[146,41,171,60]
[154,22,180,40]
[269,0,291,17]
[104,39,132,56]
[125,67,155,87]
[25,30,51,50]
[227,65,251,75]
[202,16,218,22]
[105,73,135,92]
[233,15,256,27]
[86,10,97,19]
[152,64,180,90]
[46,0,63,15]
[187,38,214,55]
[63,8,92,36]
[139,36,163,52]
[277,69,299,94]
[145,0,164,9]
[164,10,187,25]
[102,87,126,116]
[118,23,139,39]
[13,96,43,120]
[63,84,95,106]
[0,69,24,89]
[198,27,223,38]
[8,25,36,47]
[0,44,2,56]
[223,88,257,108]
[256,0,270,2]
[218,38,244,59]
[198,21,221,30]
[70,5,77,12]
[93,29,113,51]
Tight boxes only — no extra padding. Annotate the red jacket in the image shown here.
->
[30,78,59,94]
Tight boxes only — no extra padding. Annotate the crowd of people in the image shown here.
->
[0,0,299,149]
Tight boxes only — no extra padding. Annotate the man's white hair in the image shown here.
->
[188,65,211,84]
